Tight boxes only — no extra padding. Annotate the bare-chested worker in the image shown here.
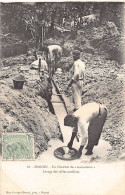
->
[41,45,63,76]
[48,45,63,74]
[64,102,107,157]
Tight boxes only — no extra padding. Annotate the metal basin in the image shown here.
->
[54,146,79,160]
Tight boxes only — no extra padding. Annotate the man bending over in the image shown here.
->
[64,102,107,157]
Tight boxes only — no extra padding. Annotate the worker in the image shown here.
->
[47,45,63,75]
[67,50,85,111]
[64,102,107,157]
[30,52,48,75]
[41,45,62,77]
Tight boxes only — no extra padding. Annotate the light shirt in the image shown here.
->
[31,59,48,71]
[70,59,85,82]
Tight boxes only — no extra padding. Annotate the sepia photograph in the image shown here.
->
[0,1,125,195]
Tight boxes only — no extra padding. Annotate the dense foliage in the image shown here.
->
[1,2,124,39]
[0,2,124,62]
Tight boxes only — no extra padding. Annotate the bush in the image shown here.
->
[1,44,28,58]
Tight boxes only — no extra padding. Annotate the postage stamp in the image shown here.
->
[2,133,35,161]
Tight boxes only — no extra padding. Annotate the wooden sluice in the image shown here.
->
[51,78,74,144]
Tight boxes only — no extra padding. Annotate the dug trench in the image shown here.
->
[0,61,64,159]
[0,59,111,163]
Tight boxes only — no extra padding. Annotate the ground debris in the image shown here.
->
[0,57,61,158]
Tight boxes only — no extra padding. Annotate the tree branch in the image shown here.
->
[0,33,10,37]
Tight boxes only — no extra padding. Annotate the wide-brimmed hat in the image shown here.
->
[73,50,80,57]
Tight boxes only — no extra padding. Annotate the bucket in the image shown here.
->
[13,75,25,89]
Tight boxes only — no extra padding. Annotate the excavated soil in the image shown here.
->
[0,59,61,158]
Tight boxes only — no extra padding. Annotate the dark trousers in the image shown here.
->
[87,105,107,148]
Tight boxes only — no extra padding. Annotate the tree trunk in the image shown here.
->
[50,9,56,31]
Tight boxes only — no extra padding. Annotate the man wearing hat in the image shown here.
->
[67,50,85,111]
[64,102,107,157]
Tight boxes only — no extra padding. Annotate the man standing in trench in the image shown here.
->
[66,50,85,111]
[41,45,63,77]
[64,102,107,157]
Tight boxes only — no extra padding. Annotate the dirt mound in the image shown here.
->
[0,58,61,158]
[84,21,124,64]
[100,37,125,64]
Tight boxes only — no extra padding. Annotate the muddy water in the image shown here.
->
[37,85,78,163]
[38,85,111,163]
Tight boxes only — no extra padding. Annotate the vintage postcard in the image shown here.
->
[0,0,125,195]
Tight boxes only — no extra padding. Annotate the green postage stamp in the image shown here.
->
[2,133,35,160]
